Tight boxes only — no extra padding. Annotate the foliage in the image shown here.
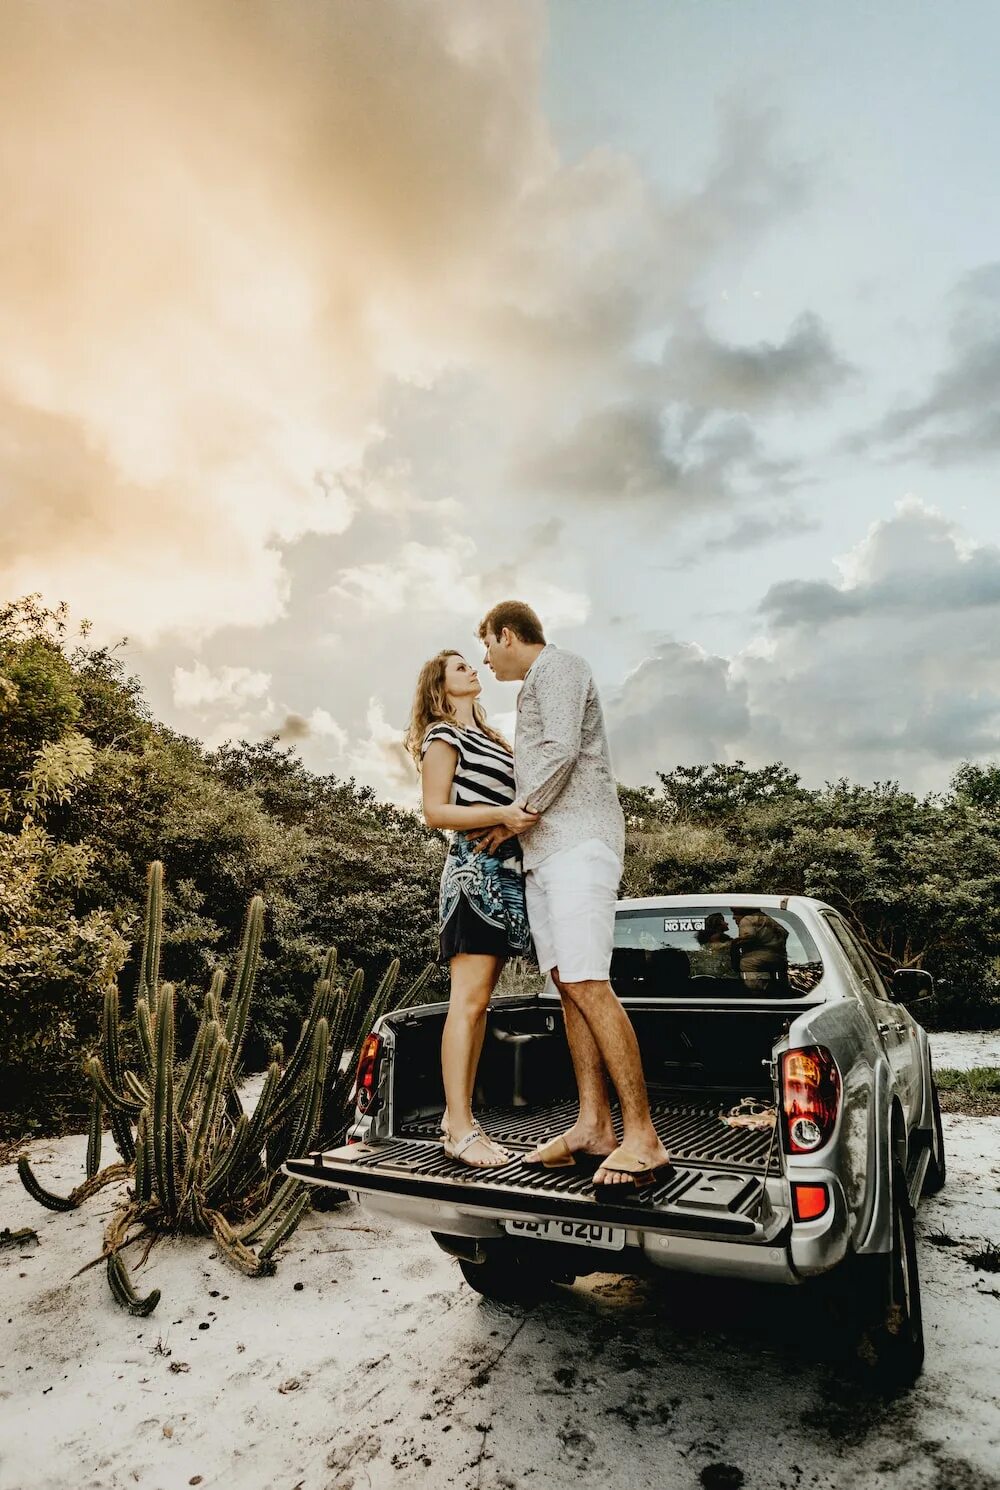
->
[5,594,1000,1150]
[17,863,432,1313]
[622,762,1000,1029]
[933,1067,1000,1096]
[1,599,444,1137]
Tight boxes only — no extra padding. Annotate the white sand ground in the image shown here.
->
[929,1030,1000,1071]
[2,1109,1000,1490]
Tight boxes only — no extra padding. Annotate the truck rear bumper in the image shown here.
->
[354,1188,801,1283]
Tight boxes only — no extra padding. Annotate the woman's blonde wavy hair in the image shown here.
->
[404,649,512,770]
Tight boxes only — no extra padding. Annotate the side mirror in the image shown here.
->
[892,967,933,1003]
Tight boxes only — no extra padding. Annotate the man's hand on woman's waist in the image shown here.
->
[468,801,539,855]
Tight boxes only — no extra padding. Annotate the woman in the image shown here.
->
[405,650,539,1168]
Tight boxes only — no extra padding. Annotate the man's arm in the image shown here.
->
[518,653,591,814]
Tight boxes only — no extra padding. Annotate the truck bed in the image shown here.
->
[398,1091,780,1175]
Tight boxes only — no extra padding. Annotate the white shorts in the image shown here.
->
[525,837,622,984]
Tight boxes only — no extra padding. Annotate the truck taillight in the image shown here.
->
[791,1183,829,1222]
[355,1032,383,1114]
[781,1046,840,1154]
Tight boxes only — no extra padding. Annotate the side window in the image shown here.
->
[850,938,892,1001]
[824,915,886,1014]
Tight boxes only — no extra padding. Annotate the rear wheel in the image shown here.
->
[457,1246,558,1305]
[852,1158,925,1392]
[921,1081,946,1196]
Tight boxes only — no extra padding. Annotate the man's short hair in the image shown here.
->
[477,601,546,646]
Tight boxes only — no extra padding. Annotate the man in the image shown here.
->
[732,907,789,993]
[472,600,672,1190]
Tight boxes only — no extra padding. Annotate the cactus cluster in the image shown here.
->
[18,861,431,1314]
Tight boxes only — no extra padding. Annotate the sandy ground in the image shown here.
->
[2,1111,1000,1490]
[929,1030,1000,1071]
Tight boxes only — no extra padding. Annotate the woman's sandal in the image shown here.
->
[443,1124,512,1168]
[525,1134,614,1173]
[590,1150,675,1192]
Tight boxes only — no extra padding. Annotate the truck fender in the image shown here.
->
[855,1057,901,1257]
[912,1024,934,1134]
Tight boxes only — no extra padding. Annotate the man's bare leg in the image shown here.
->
[560,977,669,1185]
[525,969,616,1162]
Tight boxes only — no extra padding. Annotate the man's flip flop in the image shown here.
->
[524,1135,614,1172]
[590,1151,675,1191]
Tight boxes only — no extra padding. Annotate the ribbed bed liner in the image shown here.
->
[397,1093,780,1176]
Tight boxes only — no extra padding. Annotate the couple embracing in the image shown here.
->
[404,600,672,1193]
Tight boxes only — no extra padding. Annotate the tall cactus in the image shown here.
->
[18,862,432,1313]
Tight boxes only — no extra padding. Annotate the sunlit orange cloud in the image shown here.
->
[1,1,802,649]
[0,0,581,641]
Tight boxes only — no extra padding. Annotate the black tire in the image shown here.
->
[853,1158,925,1392]
[310,1186,351,1211]
[458,1247,551,1305]
[921,1081,946,1196]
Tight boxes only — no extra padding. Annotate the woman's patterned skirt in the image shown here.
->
[437,831,533,962]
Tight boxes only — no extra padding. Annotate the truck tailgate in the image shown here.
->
[285,1094,787,1241]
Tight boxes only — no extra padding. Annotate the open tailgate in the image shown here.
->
[285,1129,787,1241]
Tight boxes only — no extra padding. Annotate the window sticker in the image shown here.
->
[664,917,707,933]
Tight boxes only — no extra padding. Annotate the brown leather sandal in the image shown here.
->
[590,1150,675,1191]
[525,1134,615,1172]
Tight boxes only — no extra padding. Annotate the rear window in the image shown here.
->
[612,905,824,999]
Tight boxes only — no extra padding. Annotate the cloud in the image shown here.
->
[277,713,311,742]
[331,538,589,631]
[605,641,751,784]
[657,310,855,412]
[861,263,1000,465]
[346,698,418,806]
[172,661,272,711]
[0,1,814,643]
[0,1,554,640]
[661,501,821,572]
[759,496,1000,626]
[604,500,1000,792]
[519,401,799,510]
[276,708,348,751]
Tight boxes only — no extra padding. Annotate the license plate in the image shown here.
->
[503,1217,626,1250]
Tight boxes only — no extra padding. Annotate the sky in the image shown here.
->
[3,0,1000,806]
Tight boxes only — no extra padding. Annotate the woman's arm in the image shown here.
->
[421,740,539,833]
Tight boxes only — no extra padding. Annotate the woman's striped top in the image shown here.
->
[420,722,516,808]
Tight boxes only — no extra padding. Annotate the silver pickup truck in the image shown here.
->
[286,894,946,1391]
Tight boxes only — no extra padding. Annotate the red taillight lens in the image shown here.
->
[355,1033,383,1114]
[781,1045,840,1154]
[791,1183,829,1222]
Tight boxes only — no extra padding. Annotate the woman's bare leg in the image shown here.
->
[441,961,500,1136]
[441,954,507,1165]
